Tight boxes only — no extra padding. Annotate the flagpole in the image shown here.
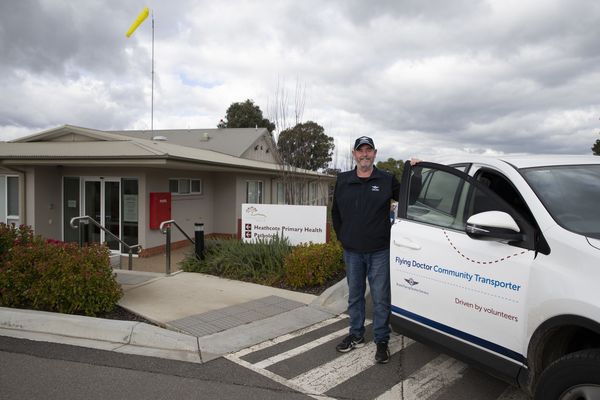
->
[150,10,154,131]
[125,7,152,131]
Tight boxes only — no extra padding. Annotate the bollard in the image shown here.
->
[195,223,205,260]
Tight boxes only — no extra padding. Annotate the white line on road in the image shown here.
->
[225,354,338,400]
[376,354,467,400]
[230,315,349,358]
[254,327,350,369]
[289,335,412,395]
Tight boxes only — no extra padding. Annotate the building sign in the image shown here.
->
[241,204,326,245]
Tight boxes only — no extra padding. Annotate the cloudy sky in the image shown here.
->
[1,0,600,165]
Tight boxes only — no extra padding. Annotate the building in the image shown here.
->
[0,125,333,256]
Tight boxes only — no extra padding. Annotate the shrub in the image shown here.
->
[283,240,344,288]
[0,224,122,316]
[0,224,35,263]
[181,236,293,285]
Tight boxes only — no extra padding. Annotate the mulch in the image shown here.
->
[96,305,158,325]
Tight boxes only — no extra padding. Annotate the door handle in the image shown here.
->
[393,237,421,250]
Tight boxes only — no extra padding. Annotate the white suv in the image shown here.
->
[390,155,600,399]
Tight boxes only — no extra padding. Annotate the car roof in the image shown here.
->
[429,154,600,169]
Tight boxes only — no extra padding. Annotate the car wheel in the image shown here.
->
[534,349,600,400]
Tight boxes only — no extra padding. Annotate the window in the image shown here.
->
[191,179,202,193]
[1,175,19,224]
[121,178,139,253]
[521,165,599,237]
[407,165,515,232]
[275,182,285,204]
[308,181,319,205]
[246,181,263,203]
[7,176,18,217]
[473,169,535,227]
[179,179,190,194]
[408,166,467,229]
[63,177,80,243]
[169,178,202,195]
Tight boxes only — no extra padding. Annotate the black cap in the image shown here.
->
[354,136,375,150]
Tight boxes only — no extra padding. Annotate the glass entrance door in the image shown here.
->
[83,178,120,251]
[104,181,120,251]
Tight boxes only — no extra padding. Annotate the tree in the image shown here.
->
[268,77,306,141]
[218,99,275,133]
[593,134,600,155]
[277,121,334,171]
[376,158,405,181]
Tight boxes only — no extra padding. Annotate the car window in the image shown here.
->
[407,165,512,232]
[522,164,600,239]
[407,166,466,230]
[472,169,536,227]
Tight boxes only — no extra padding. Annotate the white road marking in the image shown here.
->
[254,327,350,369]
[227,315,523,400]
[230,315,349,358]
[225,354,338,400]
[289,335,411,394]
[376,354,467,400]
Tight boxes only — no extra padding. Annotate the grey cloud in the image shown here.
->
[336,0,489,24]
[1,0,599,156]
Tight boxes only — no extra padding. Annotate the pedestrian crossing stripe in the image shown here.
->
[225,316,528,400]
[226,354,335,400]
[377,354,466,400]
[253,326,350,369]
[289,335,409,394]
[232,314,349,359]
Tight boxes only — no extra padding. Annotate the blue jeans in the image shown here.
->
[343,248,391,343]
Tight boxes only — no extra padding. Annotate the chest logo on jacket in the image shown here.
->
[371,185,380,192]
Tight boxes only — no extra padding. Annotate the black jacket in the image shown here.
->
[332,167,400,252]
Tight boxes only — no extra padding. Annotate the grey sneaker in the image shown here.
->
[375,342,390,364]
[336,334,365,353]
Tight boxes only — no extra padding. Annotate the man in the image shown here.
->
[331,136,407,364]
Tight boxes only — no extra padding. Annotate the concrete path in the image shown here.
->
[118,271,315,324]
[0,269,349,364]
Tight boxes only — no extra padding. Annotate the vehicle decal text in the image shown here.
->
[395,257,522,292]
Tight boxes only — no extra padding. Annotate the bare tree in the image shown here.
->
[266,78,331,206]
[268,76,306,140]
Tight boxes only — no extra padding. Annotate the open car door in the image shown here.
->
[390,161,537,382]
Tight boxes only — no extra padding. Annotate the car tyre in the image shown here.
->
[534,349,600,400]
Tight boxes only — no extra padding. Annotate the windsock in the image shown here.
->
[126,7,149,37]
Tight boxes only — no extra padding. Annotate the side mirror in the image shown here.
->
[465,211,524,242]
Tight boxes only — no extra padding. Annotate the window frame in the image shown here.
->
[246,180,264,204]
[4,175,20,222]
[4,175,21,220]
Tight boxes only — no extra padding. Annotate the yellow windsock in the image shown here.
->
[126,7,149,37]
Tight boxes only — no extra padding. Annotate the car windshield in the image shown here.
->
[521,164,600,239]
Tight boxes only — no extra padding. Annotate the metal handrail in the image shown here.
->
[70,216,142,270]
[159,219,195,275]
[159,220,195,242]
